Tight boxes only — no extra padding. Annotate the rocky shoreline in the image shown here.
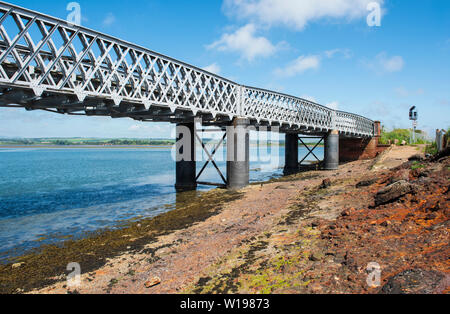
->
[189,149,449,294]
[1,146,448,294]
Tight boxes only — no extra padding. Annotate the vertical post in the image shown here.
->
[324,130,339,170]
[284,133,299,175]
[374,121,382,138]
[436,129,445,152]
[373,120,382,147]
[175,122,197,191]
[227,118,250,189]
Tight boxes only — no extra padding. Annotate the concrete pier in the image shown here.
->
[227,118,250,189]
[284,133,299,175]
[324,130,339,170]
[175,122,197,191]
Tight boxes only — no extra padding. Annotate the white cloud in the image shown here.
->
[203,63,221,75]
[274,55,321,77]
[324,48,353,59]
[207,24,282,61]
[102,13,116,27]
[379,54,404,72]
[326,101,339,110]
[364,52,405,74]
[223,0,384,31]
[394,87,424,97]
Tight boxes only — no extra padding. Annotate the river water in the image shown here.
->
[0,146,323,262]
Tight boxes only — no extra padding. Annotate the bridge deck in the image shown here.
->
[0,2,374,137]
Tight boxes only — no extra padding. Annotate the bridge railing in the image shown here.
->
[0,1,240,118]
[242,86,334,130]
[0,1,374,137]
[335,111,375,137]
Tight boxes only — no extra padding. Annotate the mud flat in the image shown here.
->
[1,146,448,294]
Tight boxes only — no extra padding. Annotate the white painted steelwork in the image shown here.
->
[0,2,374,137]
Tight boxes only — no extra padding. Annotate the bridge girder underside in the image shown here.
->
[0,87,369,138]
[0,1,374,138]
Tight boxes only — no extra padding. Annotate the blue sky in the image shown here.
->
[0,0,449,139]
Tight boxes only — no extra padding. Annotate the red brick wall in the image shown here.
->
[339,137,378,162]
[339,121,389,162]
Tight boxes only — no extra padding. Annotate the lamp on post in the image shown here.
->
[409,106,418,144]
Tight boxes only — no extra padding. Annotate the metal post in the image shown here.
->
[436,129,445,152]
[175,122,197,191]
[227,118,250,189]
[324,130,339,170]
[284,133,299,175]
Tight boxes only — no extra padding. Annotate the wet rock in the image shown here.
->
[375,180,414,207]
[380,269,450,294]
[411,168,431,178]
[408,154,425,162]
[427,220,449,231]
[356,178,377,188]
[432,147,450,161]
[320,179,332,189]
[309,252,325,262]
[388,169,410,184]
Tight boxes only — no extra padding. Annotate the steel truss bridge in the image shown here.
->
[0,2,375,138]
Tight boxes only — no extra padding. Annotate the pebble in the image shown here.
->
[144,277,161,288]
[12,263,24,269]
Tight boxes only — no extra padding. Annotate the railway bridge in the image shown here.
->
[0,2,383,190]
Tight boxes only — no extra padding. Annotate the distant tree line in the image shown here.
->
[0,139,175,146]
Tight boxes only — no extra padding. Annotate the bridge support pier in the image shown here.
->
[175,122,197,192]
[339,121,385,162]
[227,118,250,190]
[284,133,299,175]
[324,130,339,170]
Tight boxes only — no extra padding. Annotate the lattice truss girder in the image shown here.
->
[0,2,375,137]
[242,87,374,137]
[0,3,238,118]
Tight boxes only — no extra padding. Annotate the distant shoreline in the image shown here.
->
[0,145,173,149]
[0,143,324,149]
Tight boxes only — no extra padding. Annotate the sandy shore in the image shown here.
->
[1,145,448,294]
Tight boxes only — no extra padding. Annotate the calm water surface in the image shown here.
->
[0,146,323,262]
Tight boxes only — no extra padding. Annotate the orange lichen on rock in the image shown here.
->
[320,155,449,293]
